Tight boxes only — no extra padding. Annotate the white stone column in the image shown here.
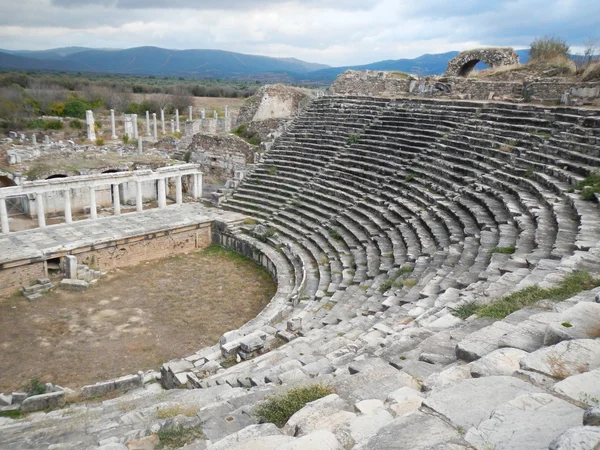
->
[44,135,50,145]
[152,113,158,141]
[36,193,46,228]
[89,187,97,219]
[175,109,180,132]
[64,189,72,224]
[136,181,143,213]
[31,134,36,145]
[112,184,121,215]
[146,111,151,136]
[160,109,165,134]
[201,108,206,119]
[137,137,143,155]
[132,114,138,139]
[0,198,9,234]
[110,109,117,139]
[192,173,203,199]
[188,105,193,122]
[213,110,218,119]
[175,176,183,205]
[157,178,167,209]
[225,105,228,118]
[86,110,96,141]
[170,119,175,134]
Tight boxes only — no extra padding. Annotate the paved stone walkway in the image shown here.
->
[0,203,246,264]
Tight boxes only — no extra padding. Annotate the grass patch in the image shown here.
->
[156,404,199,419]
[398,265,414,274]
[489,246,516,255]
[157,425,206,449]
[404,173,417,182]
[267,167,277,175]
[243,218,257,225]
[254,384,334,428]
[0,409,25,419]
[220,356,239,369]
[403,279,417,288]
[328,228,342,241]
[346,133,360,145]
[459,271,600,320]
[450,301,479,320]
[572,173,600,201]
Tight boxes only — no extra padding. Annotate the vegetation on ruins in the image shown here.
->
[23,376,47,397]
[489,246,516,255]
[346,133,361,145]
[254,384,334,427]
[233,124,261,146]
[451,271,600,320]
[571,173,600,201]
[529,35,570,62]
[156,425,206,448]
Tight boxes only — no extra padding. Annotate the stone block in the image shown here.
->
[11,392,27,404]
[583,404,600,426]
[60,279,89,291]
[20,391,65,412]
[65,255,78,279]
[0,393,12,406]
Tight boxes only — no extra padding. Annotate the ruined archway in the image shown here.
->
[446,47,520,77]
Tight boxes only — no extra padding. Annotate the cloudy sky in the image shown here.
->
[1,0,598,66]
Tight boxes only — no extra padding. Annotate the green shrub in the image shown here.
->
[63,98,90,119]
[69,119,83,129]
[573,173,600,201]
[347,133,360,145]
[234,124,261,146]
[23,377,46,397]
[44,119,63,130]
[328,228,342,240]
[529,35,570,61]
[489,246,516,255]
[96,138,105,146]
[450,301,479,319]
[122,135,130,144]
[26,119,45,129]
[267,167,277,175]
[254,384,334,427]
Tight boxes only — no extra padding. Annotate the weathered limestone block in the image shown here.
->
[544,302,600,345]
[354,411,458,450]
[520,339,600,379]
[277,430,342,450]
[60,279,89,291]
[583,404,600,426]
[335,407,394,449]
[549,426,600,450]
[208,423,282,450]
[20,391,65,412]
[160,360,194,389]
[465,393,583,450]
[384,387,424,417]
[283,394,355,437]
[423,376,542,429]
[456,321,516,362]
[553,368,600,405]
[469,347,529,378]
[81,373,143,397]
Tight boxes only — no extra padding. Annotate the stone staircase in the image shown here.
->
[2,96,600,449]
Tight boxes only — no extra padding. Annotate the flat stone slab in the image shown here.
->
[520,339,600,379]
[209,423,282,450]
[355,411,458,450]
[465,393,583,450]
[553,368,600,405]
[456,321,517,362]
[20,391,65,412]
[283,394,355,437]
[422,376,542,429]
[469,347,529,378]
[549,426,600,450]
[0,203,246,265]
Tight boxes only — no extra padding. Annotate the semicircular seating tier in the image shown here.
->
[4,96,600,449]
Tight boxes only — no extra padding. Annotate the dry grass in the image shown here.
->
[0,245,276,392]
[156,404,199,419]
[581,61,600,81]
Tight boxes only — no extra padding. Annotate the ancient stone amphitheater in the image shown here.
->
[2,95,600,449]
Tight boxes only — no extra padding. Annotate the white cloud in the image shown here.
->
[0,0,598,65]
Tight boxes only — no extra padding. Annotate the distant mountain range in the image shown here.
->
[0,46,532,83]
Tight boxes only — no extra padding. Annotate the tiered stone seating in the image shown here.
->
[3,97,600,449]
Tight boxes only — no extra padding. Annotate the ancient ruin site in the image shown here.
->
[1,42,600,450]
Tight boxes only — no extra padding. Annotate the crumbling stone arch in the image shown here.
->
[446,47,519,77]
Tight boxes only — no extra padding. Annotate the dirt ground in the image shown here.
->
[0,245,276,393]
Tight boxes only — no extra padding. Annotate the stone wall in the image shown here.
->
[0,223,211,297]
[0,261,46,297]
[187,134,257,179]
[445,48,520,76]
[236,84,313,126]
[180,117,235,148]
[331,69,600,103]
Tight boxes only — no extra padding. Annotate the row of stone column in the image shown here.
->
[0,174,202,234]
[105,105,231,141]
